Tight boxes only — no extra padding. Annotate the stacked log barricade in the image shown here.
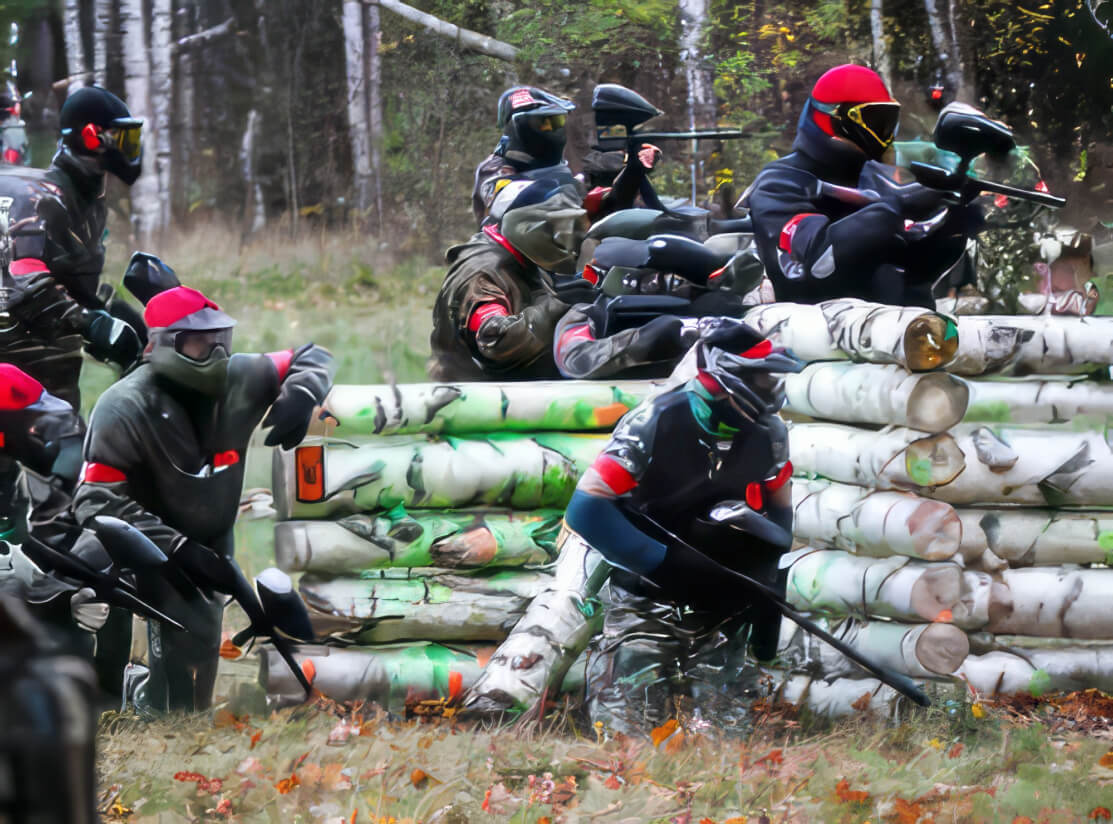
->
[748,298,1113,718]
[263,381,657,711]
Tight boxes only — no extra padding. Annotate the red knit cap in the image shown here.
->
[0,363,45,410]
[144,286,222,329]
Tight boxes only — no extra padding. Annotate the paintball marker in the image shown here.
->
[20,516,188,630]
[627,507,932,707]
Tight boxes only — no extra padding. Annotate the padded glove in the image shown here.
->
[70,587,109,633]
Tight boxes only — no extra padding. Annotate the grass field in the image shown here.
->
[90,225,1113,823]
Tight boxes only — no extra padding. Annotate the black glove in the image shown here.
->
[882,181,949,221]
[262,344,334,449]
[629,315,690,362]
[171,539,239,593]
[82,308,142,370]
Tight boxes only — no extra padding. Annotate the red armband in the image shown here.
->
[584,186,612,218]
[779,213,821,254]
[468,302,509,333]
[590,454,637,495]
[79,462,127,484]
[266,349,294,381]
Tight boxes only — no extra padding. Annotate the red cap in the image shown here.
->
[811,64,892,105]
[144,286,222,329]
[9,258,49,276]
[0,363,45,410]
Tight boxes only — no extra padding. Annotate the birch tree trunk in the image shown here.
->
[120,0,158,245]
[923,0,967,101]
[93,0,113,86]
[364,2,384,232]
[239,109,265,234]
[63,0,88,91]
[784,362,968,432]
[150,0,173,232]
[274,509,562,573]
[342,0,373,212]
[310,381,650,437]
[788,422,965,489]
[368,0,519,62]
[744,300,959,371]
[791,479,961,561]
[870,0,892,89]
[678,0,715,203]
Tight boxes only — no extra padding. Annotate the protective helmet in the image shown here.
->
[694,318,804,421]
[59,86,143,185]
[498,178,587,275]
[497,86,575,167]
[0,363,84,479]
[144,286,236,397]
[799,64,899,161]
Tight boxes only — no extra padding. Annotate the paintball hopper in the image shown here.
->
[254,567,315,643]
[592,83,663,152]
[89,515,168,569]
[123,252,182,305]
[932,103,1014,160]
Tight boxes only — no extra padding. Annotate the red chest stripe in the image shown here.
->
[214,450,241,468]
[468,302,509,333]
[557,322,594,354]
[80,462,127,484]
[591,455,637,495]
[779,213,820,254]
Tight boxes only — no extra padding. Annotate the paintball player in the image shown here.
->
[430,178,587,381]
[563,319,804,733]
[744,64,983,308]
[71,286,334,712]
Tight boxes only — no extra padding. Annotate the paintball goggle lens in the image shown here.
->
[173,328,233,361]
[526,114,566,132]
[106,123,142,161]
[845,101,901,148]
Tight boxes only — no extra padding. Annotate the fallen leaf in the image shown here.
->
[834,779,869,804]
[1011,818,1034,824]
[948,742,964,759]
[323,763,353,791]
[1091,808,1113,821]
[651,719,680,748]
[250,730,262,749]
[219,639,242,660]
[275,773,300,794]
[604,774,622,790]
[892,797,923,824]
[724,818,748,824]
[971,702,987,719]
[851,692,872,712]
[411,768,429,788]
[927,738,943,750]
[754,749,783,768]
[1099,751,1113,769]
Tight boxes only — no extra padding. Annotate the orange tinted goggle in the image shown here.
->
[845,101,901,147]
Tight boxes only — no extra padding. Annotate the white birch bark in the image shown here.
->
[678,0,714,202]
[364,1,384,230]
[949,315,1113,376]
[464,532,611,715]
[784,548,964,623]
[784,362,968,432]
[923,0,966,102]
[869,0,891,89]
[964,377,1113,426]
[957,508,1113,567]
[779,617,969,679]
[957,646,1113,696]
[920,424,1113,507]
[120,0,157,244]
[367,0,519,62]
[788,422,965,490]
[982,567,1113,639]
[63,0,87,91]
[93,0,112,85]
[342,0,373,212]
[149,0,172,232]
[744,299,959,371]
[776,673,909,720]
[791,479,961,562]
[239,109,265,233]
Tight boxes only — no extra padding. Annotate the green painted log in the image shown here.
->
[464,531,610,716]
[261,643,588,710]
[273,433,608,519]
[274,508,562,573]
[308,381,655,437]
[299,569,550,643]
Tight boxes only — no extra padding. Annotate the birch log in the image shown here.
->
[274,509,562,573]
[791,479,961,561]
[743,299,959,371]
[464,532,610,715]
[957,508,1113,567]
[274,434,606,519]
[121,0,158,245]
[784,363,968,432]
[921,424,1113,507]
[62,0,88,90]
[368,0,519,62]
[964,377,1113,427]
[784,549,963,623]
[981,567,1113,638]
[788,423,965,489]
[779,617,970,679]
[93,0,112,85]
[776,674,908,720]
[150,0,173,232]
[342,0,374,212]
[956,646,1113,696]
[950,315,1113,376]
[309,381,652,437]
[299,570,549,643]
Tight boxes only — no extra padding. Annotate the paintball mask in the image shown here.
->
[499,180,588,275]
[497,86,575,167]
[695,318,804,421]
[144,286,235,397]
[0,363,85,480]
[805,65,900,161]
[59,85,143,185]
